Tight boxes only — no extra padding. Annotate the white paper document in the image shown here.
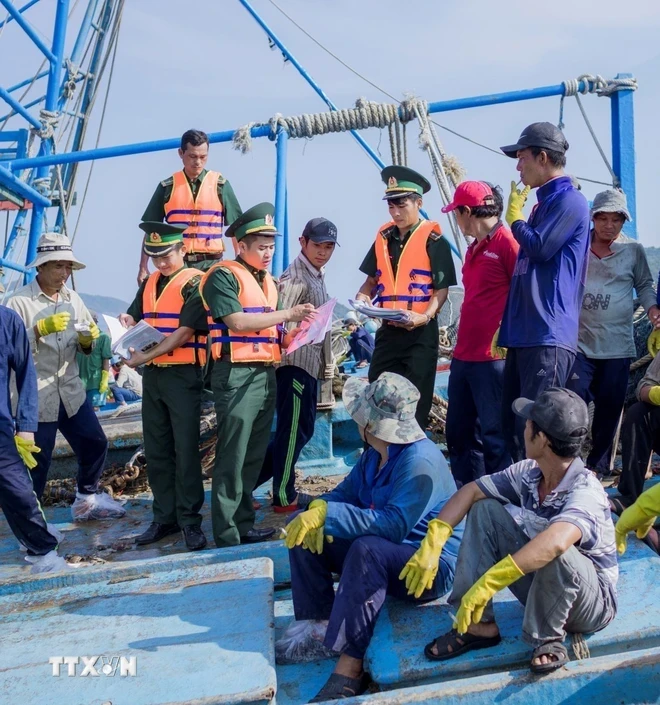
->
[112,320,165,360]
[348,298,411,324]
[286,298,337,354]
[99,314,127,345]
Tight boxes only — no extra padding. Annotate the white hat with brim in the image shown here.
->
[342,372,426,445]
[26,232,86,270]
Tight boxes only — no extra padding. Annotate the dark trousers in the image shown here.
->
[0,433,58,555]
[618,401,660,503]
[33,399,108,499]
[290,534,452,659]
[349,333,373,364]
[446,358,510,487]
[502,346,575,462]
[257,366,318,507]
[369,322,439,429]
[142,365,204,527]
[566,354,631,472]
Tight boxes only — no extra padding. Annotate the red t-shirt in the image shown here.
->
[453,222,519,362]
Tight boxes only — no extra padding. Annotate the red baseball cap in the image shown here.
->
[441,181,494,213]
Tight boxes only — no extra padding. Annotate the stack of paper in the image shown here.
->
[348,299,411,324]
[111,320,165,360]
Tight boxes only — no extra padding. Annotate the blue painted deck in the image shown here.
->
[0,555,276,705]
[365,540,660,687]
[318,646,660,704]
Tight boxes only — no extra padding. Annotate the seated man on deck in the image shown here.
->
[277,372,463,702]
[401,387,617,674]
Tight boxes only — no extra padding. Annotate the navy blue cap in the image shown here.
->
[302,218,339,246]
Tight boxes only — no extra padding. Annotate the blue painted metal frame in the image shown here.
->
[0,0,55,62]
[611,72,637,237]
[273,127,288,275]
[0,0,40,30]
[24,0,70,280]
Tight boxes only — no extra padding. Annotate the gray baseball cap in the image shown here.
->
[512,387,589,442]
[591,189,632,222]
[501,122,570,159]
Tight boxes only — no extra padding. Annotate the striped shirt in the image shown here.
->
[278,253,330,379]
[476,458,618,605]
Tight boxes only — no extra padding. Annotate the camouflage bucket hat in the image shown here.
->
[342,372,426,444]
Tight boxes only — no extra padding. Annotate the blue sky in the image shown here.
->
[2,0,660,304]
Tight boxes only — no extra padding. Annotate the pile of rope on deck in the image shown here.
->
[41,405,219,506]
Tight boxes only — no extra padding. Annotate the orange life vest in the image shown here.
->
[164,170,224,254]
[142,268,207,366]
[373,220,439,314]
[201,260,281,364]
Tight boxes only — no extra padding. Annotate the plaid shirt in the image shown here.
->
[278,253,330,379]
[477,458,618,606]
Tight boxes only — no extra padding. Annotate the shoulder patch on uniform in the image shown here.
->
[160,176,174,188]
[381,224,397,238]
[216,171,226,185]
[428,229,442,241]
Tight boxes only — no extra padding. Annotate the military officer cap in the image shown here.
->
[225,202,280,241]
[140,221,187,257]
[381,166,431,201]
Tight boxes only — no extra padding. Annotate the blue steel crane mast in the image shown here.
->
[0,0,121,284]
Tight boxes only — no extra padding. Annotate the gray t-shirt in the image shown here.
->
[578,235,656,359]
[476,458,618,606]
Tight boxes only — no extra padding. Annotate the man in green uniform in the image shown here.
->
[138,129,243,284]
[119,222,209,551]
[200,203,315,548]
[76,312,112,410]
[355,166,457,428]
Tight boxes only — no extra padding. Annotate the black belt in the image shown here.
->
[185,253,223,263]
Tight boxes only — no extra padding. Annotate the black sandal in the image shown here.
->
[309,672,372,702]
[609,496,630,516]
[424,628,501,662]
[530,641,569,674]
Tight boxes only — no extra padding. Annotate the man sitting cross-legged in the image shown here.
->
[277,372,463,702]
[401,387,618,674]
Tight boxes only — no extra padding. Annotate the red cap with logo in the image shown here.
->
[441,181,495,213]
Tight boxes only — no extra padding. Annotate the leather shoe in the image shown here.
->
[182,524,207,551]
[135,522,179,546]
[240,527,276,544]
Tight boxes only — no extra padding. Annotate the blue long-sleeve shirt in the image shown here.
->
[0,305,38,443]
[499,176,590,351]
[320,438,464,577]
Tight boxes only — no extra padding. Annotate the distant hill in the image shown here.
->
[80,293,130,317]
[645,247,660,279]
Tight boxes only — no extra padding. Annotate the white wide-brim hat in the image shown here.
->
[26,232,86,270]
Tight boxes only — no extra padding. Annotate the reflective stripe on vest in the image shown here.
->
[164,170,225,255]
[142,268,207,366]
[200,260,281,364]
[373,220,438,313]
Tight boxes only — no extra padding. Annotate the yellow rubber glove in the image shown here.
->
[490,326,507,360]
[15,436,41,470]
[36,311,71,337]
[99,370,110,395]
[615,484,660,555]
[648,330,660,358]
[399,519,453,598]
[284,499,327,549]
[78,322,100,347]
[648,386,660,406]
[455,555,524,634]
[302,527,334,555]
[505,181,531,227]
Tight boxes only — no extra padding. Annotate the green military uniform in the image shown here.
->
[128,222,209,533]
[142,168,243,271]
[360,166,457,427]
[201,204,280,548]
